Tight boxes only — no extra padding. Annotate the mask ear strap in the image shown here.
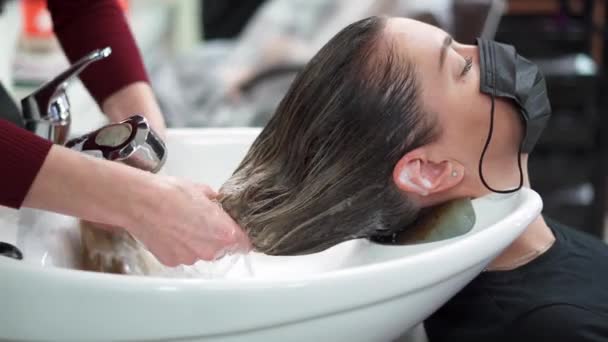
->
[478,44,524,194]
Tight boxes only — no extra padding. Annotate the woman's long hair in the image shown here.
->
[219,16,439,255]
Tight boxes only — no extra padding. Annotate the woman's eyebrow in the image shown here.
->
[439,35,453,69]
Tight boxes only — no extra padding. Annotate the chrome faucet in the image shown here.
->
[20,47,112,144]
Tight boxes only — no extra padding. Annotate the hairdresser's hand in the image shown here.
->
[24,145,247,267]
[127,178,251,267]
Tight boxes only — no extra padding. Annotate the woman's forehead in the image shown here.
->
[385,17,448,71]
[386,17,447,44]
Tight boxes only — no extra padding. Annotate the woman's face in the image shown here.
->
[386,18,524,192]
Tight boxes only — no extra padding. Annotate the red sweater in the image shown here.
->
[0,0,149,209]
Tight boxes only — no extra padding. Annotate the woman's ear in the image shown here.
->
[393,148,464,197]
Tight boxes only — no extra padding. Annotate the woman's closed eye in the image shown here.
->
[460,56,473,77]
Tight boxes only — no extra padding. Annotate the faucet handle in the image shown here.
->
[21,47,112,144]
[46,47,112,96]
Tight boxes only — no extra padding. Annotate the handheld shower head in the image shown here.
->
[65,115,167,173]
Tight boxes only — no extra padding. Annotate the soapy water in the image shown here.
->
[84,237,362,280]
[81,234,367,280]
[81,227,257,279]
[12,209,257,279]
[150,251,256,279]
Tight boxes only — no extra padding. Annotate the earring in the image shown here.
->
[451,171,458,177]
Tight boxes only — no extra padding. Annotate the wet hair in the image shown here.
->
[219,16,440,255]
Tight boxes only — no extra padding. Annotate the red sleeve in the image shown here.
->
[47,0,149,105]
[0,120,52,209]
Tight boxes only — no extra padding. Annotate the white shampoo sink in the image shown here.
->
[0,128,542,341]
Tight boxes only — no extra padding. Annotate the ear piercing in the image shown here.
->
[451,171,458,177]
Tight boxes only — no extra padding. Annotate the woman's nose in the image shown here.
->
[462,44,478,52]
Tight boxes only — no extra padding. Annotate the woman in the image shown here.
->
[87,16,608,340]
[220,15,529,255]
[219,16,608,340]
[0,0,249,266]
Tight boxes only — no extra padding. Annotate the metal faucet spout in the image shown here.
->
[21,47,112,144]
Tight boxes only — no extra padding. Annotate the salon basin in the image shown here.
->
[0,128,542,342]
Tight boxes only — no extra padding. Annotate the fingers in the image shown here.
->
[157,220,251,267]
[128,179,250,268]
[227,220,252,253]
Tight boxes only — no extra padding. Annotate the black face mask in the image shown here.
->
[476,38,552,193]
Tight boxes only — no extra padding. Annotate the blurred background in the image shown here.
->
[0,0,606,240]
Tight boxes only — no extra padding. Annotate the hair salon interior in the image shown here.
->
[0,0,607,341]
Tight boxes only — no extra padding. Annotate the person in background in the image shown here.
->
[0,0,250,266]
[154,0,452,128]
